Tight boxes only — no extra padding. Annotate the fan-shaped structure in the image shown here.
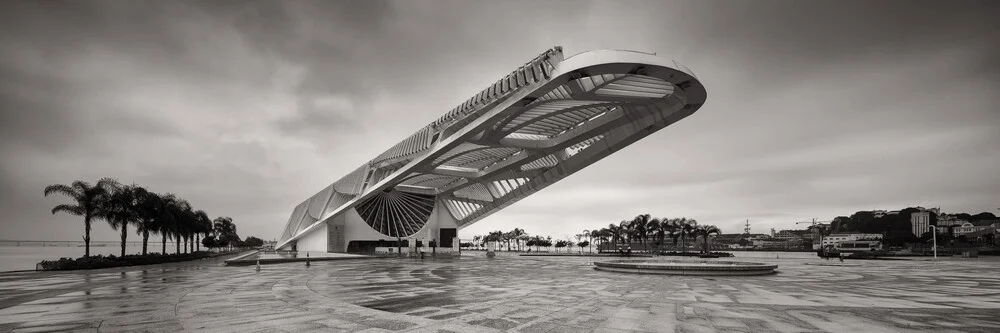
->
[355,189,435,237]
[276,47,707,253]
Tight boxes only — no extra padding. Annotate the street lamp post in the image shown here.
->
[929,225,938,260]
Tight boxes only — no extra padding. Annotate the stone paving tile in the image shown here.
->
[1,255,1000,332]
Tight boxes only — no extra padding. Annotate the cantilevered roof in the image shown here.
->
[277,47,707,248]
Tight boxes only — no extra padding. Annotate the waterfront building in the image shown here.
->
[821,233,882,248]
[753,238,803,250]
[836,240,883,253]
[911,211,931,236]
[955,221,999,236]
[274,47,707,253]
[773,229,811,241]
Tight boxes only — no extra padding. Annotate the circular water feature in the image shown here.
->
[593,259,777,276]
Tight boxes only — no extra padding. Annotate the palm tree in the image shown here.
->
[472,235,482,250]
[518,234,531,252]
[156,193,181,255]
[679,218,698,254]
[659,218,678,252]
[607,224,621,250]
[656,218,676,253]
[181,207,197,254]
[510,228,526,251]
[645,217,660,253]
[632,214,653,252]
[104,183,141,257]
[180,205,196,254]
[694,225,722,253]
[619,220,635,247]
[213,216,238,251]
[589,229,600,253]
[168,198,192,254]
[44,178,118,257]
[130,187,161,255]
[194,210,211,252]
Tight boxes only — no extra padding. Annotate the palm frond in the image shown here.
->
[96,177,120,190]
[51,204,84,216]
[70,180,91,192]
[43,184,79,199]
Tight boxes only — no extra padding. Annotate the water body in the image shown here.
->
[0,243,169,272]
[0,244,818,272]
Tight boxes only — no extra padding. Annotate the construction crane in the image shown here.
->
[794,218,834,227]
[794,218,834,250]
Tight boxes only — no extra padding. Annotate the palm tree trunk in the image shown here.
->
[142,230,149,255]
[84,216,91,258]
[196,234,200,252]
[120,224,127,257]
[161,235,166,255]
[176,234,181,254]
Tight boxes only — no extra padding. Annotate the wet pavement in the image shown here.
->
[1,254,999,332]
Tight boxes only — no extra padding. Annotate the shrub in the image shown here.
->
[37,251,226,271]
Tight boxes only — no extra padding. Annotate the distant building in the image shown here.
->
[955,221,999,236]
[773,229,811,241]
[753,238,800,249]
[836,240,883,253]
[938,214,961,227]
[911,211,931,236]
[822,233,882,248]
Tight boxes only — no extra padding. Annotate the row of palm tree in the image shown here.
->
[468,214,722,254]
[473,228,530,251]
[470,231,554,252]
[584,214,722,253]
[44,178,240,258]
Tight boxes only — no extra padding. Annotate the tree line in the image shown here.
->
[470,214,722,253]
[827,208,998,247]
[44,177,246,258]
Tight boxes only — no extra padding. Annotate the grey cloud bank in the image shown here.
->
[1,0,998,242]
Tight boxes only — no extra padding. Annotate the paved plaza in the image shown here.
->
[1,254,999,333]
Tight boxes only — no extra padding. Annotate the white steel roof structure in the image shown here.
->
[276,47,707,249]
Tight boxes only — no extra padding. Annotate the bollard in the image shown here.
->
[306,252,311,267]
[255,260,261,272]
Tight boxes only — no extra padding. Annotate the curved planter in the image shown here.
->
[594,259,777,276]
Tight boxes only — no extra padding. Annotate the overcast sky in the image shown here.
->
[1,0,998,243]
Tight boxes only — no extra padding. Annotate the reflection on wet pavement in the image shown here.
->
[1,254,999,332]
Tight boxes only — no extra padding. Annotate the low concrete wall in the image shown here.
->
[594,259,778,276]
